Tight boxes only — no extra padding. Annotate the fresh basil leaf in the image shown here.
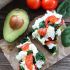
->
[50,24,59,29]
[27,50,33,55]
[20,65,25,70]
[43,45,56,54]
[39,21,45,28]
[36,52,46,62]
[27,29,35,36]
[20,37,29,44]
[57,0,70,18]
[61,26,70,47]
[48,46,56,54]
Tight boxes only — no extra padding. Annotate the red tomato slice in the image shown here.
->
[21,43,30,51]
[38,28,47,36]
[25,54,33,70]
[45,15,59,25]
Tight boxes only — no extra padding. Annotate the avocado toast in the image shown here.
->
[31,11,65,54]
[16,37,46,70]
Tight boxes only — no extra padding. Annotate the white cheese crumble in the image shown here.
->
[36,60,44,69]
[47,26,55,40]
[32,11,62,29]
[16,43,23,48]
[37,37,46,45]
[29,44,38,56]
[47,43,56,49]
[32,18,43,29]
[32,30,40,39]
[16,51,27,61]
[32,11,63,30]
[56,28,61,36]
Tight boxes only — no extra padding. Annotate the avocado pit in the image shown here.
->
[10,15,24,30]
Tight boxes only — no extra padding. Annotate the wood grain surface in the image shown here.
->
[0,0,70,70]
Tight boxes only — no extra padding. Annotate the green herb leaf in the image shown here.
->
[43,45,57,54]
[27,50,33,55]
[20,37,29,44]
[50,24,59,29]
[61,26,70,47]
[57,0,70,18]
[39,21,45,28]
[36,52,46,62]
[20,65,25,70]
[48,47,56,54]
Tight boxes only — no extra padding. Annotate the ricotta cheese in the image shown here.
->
[56,28,61,36]
[29,44,38,56]
[36,60,44,69]
[32,18,43,29]
[16,51,27,61]
[46,26,55,40]
[47,43,56,49]
[32,30,40,39]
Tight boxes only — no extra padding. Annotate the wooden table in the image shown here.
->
[0,0,70,70]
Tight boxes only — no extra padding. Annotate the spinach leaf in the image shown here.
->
[50,24,59,29]
[48,47,56,54]
[61,26,70,47]
[57,0,70,18]
[20,65,25,70]
[36,52,46,62]
[39,21,45,28]
[27,50,33,55]
[43,45,56,54]
[20,37,29,44]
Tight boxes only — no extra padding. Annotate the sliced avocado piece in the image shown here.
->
[3,9,29,42]
[61,26,70,47]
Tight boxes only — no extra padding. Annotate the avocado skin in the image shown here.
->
[3,9,29,42]
[61,26,70,47]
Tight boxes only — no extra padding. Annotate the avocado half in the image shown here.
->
[3,9,29,42]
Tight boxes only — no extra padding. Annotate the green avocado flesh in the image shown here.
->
[3,9,29,42]
[61,26,70,47]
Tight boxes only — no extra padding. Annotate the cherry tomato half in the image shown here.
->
[41,0,58,10]
[45,15,59,25]
[21,43,30,51]
[38,28,47,36]
[25,54,33,70]
[26,0,41,10]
